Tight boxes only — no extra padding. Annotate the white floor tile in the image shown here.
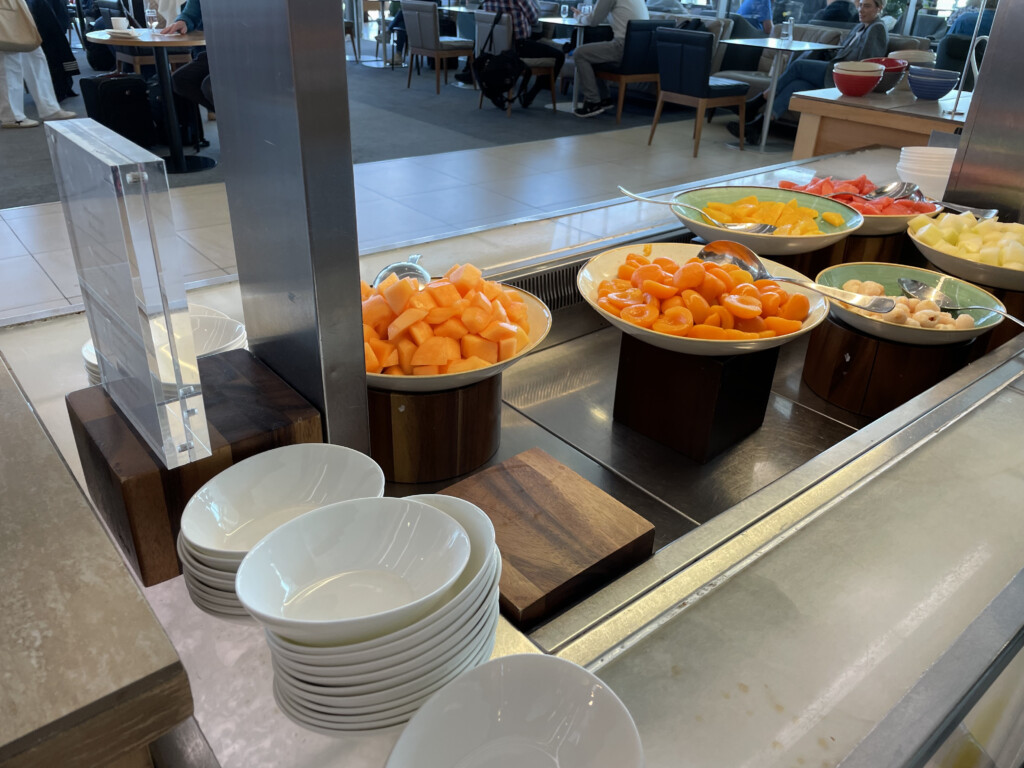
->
[0,255,65,311]
[0,201,64,220]
[5,213,71,253]
[354,160,466,197]
[32,248,80,299]
[0,221,29,260]
[176,226,237,270]
[395,187,542,228]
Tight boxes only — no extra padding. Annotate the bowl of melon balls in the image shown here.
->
[361,263,552,392]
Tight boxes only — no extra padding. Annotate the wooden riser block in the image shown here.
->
[442,448,654,629]
[368,374,501,485]
[66,349,323,586]
[803,315,978,419]
[612,332,780,464]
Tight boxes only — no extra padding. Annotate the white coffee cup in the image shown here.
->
[111,17,130,30]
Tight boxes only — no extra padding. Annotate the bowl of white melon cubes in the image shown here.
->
[908,210,1024,292]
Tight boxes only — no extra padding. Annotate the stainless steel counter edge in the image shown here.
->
[541,339,1024,667]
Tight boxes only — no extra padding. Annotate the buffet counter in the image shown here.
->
[0,359,193,767]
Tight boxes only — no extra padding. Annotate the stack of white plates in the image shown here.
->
[897,146,957,200]
[235,493,501,733]
[82,304,245,387]
[177,443,386,620]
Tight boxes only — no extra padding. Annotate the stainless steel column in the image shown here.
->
[201,0,369,450]
[946,2,1024,223]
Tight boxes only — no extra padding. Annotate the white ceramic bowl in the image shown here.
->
[816,262,1004,345]
[896,166,950,200]
[236,497,471,645]
[577,242,828,356]
[273,680,414,733]
[908,231,1024,292]
[385,654,644,768]
[667,185,863,256]
[853,203,942,237]
[180,443,386,558]
[266,544,500,666]
[833,61,885,74]
[365,287,552,394]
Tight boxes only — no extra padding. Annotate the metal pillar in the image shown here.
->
[201,0,369,451]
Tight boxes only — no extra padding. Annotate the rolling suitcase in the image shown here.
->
[79,74,158,148]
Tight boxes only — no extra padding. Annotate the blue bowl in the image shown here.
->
[908,73,956,100]
[908,65,959,79]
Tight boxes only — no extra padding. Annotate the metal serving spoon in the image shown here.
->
[897,278,1024,327]
[830,180,919,202]
[698,240,896,313]
[618,186,778,235]
[372,253,431,288]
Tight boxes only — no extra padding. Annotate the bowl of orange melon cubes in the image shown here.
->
[362,263,552,392]
[578,243,829,356]
[667,185,863,256]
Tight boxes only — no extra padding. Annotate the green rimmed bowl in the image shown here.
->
[816,262,1004,346]
[669,185,863,256]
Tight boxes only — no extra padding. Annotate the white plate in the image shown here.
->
[909,230,1024,292]
[816,262,1004,346]
[106,28,140,37]
[264,495,497,661]
[180,443,385,557]
[236,497,471,646]
[273,679,414,733]
[365,287,551,393]
[272,595,498,696]
[577,242,828,356]
[667,185,863,256]
[265,546,499,666]
[272,572,498,682]
[386,654,643,768]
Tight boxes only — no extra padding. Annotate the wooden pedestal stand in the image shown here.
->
[612,332,780,463]
[66,349,323,586]
[771,231,909,279]
[367,374,502,484]
[803,315,978,419]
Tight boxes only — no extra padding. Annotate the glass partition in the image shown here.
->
[47,119,211,469]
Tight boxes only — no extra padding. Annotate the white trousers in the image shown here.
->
[0,48,62,123]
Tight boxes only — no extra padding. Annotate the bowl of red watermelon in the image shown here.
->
[778,175,941,236]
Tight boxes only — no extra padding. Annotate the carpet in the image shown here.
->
[0,45,696,210]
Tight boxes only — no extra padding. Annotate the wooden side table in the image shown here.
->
[66,349,323,586]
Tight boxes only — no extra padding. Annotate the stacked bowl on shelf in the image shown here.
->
[862,57,909,93]
[889,48,937,90]
[235,493,501,733]
[907,65,959,100]
[81,304,246,386]
[832,60,884,97]
[177,443,386,619]
[896,146,957,200]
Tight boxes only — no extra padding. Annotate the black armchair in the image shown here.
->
[648,27,748,155]
[594,19,673,124]
[935,33,986,91]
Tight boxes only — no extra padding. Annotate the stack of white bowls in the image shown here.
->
[82,304,245,386]
[235,493,501,733]
[177,443,386,619]
[889,48,936,90]
[897,146,958,200]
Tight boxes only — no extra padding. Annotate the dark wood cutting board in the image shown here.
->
[442,448,655,628]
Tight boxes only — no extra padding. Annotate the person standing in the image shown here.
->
[737,0,773,33]
[571,0,648,118]
[0,5,76,128]
[161,0,215,116]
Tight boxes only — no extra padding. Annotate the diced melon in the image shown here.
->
[498,336,517,362]
[425,306,461,324]
[362,324,378,342]
[469,290,492,313]
[446,356,491,373]
[442,336,461,362]
[384,277,419,315]
[362,294,397,338]
[1002,239,1024,266]
[411,336,450,367]
[360,280,372,300]
[434,317,469,339]
[460,334,498,364]
[376,272,400,292]
[364,342,382,373]
[915,223,945,247]
[506,301,528,327]
[449,263,483,295]
[368,338,398,369]
[461,306,490,334]
[480,280,502,301]
[514,326,530,353]
[490,300,509,324]
[387,307,428,340]
[407,320,434,346]
[397,338,418,375]
[479,321,518,342]
[426,280,462,307]
[407,289,438,312]
[413,365,441,375]
[383,365,406,375]
[907,214,933,234]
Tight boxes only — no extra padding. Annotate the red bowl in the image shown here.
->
[834,70,883,97]
[863,57,909,72]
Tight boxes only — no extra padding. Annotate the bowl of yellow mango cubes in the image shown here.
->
[668,185,864,256]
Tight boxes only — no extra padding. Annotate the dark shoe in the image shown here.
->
[598,97,614,109]
[520,84,543,108]
[727,114,764,139]
[574,101,605,118]
[454,71,474,84]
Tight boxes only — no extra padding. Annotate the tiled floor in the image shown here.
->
[0,119,775,326]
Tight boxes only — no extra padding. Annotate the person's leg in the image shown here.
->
[172,52,214,112]
[21,48,68,119]
[769,58,828,118]
[573,39,623,109]
[200,75,214,113]
[516,39,565,107]
[0,53,25,123]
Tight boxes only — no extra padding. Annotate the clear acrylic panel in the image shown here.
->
[47,119,211,469]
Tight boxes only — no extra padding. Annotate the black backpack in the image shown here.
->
[472,12,527,110]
